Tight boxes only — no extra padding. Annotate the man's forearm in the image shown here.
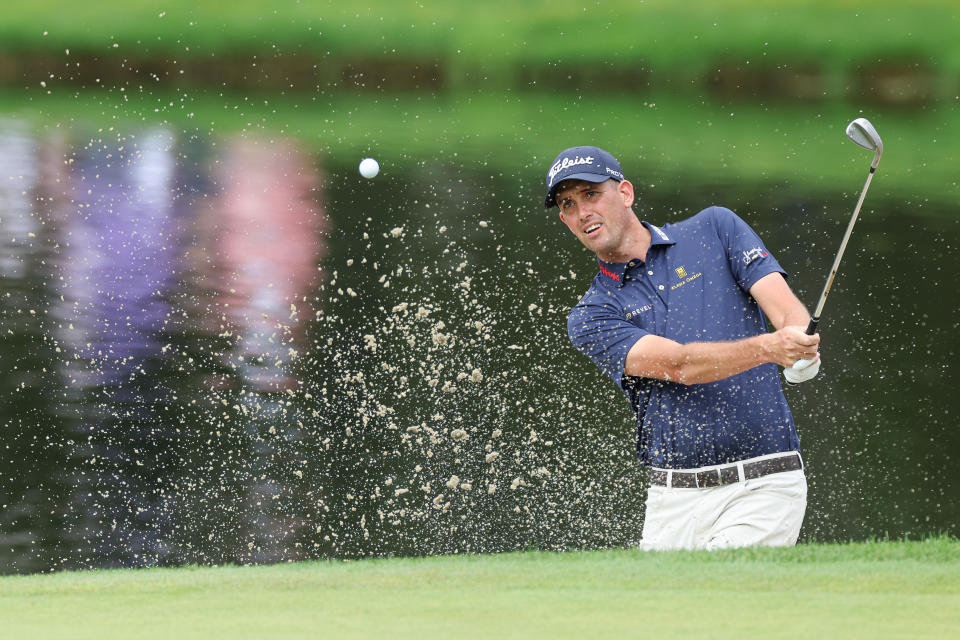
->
[749,273,811,331]
[625,327,819,385]
[627,334,771,385]
[670,335,774,384]
[769,305,811,332]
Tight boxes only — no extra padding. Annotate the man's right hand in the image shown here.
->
[764,326,820,368]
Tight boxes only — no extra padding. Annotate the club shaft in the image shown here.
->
[807,166,876,333]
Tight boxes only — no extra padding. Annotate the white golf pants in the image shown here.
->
[639,455,807,551]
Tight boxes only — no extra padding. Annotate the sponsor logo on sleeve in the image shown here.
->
[742,247,770,265]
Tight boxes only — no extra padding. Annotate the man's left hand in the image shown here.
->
[784,356,821,384]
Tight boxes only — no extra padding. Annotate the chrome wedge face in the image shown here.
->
[846,118,883,168]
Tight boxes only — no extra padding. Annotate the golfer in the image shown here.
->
[546,146,821,550]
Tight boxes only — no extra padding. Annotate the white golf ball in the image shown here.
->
[358,157,379,179]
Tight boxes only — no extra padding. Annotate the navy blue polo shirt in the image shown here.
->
[567,206,800,469]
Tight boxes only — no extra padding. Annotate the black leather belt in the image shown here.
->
[649,453,802,489]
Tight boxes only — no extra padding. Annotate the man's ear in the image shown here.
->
[558,210,566,223]
[618,179,635,208]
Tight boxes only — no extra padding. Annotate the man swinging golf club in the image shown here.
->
[547,146,821,550]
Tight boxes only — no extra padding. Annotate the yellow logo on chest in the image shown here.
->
[670,266,703,291]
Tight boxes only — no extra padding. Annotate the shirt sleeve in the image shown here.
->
[709,206,787,291]
[567,297,648,389]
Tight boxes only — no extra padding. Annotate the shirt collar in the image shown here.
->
[643,220,675,248]
[595,221,675,287]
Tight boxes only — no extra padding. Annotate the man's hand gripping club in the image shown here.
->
[769,326,821,384]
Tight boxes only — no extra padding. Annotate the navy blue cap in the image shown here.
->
[544,146,624,208]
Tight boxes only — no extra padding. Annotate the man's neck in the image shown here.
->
[597,221,652,264]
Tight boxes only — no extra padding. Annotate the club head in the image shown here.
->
[846,118,883,169]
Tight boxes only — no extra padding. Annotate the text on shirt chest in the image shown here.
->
[668,264,704,291]
[625,304,653,321]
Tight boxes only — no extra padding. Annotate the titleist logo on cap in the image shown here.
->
[548,155,595,185]
[543,146,624,208]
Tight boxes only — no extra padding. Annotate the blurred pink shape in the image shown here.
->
[200,136,329,392]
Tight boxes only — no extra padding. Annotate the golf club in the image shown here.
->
[805,117,883,336]
[786,118,882,385]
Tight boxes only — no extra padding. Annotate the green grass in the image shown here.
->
[2,538,958,639]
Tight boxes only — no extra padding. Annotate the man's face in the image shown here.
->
[555,179,634,257]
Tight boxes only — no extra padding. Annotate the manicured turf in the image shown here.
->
[2,538,958,639]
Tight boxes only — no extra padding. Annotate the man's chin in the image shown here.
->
[580,235,607,254]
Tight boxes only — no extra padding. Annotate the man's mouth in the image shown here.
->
[584,223,601,237]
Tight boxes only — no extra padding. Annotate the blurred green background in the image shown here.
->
[0,1,957,573]
[0,0,957,195]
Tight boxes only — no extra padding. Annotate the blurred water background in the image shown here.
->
[0,1,958,573]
